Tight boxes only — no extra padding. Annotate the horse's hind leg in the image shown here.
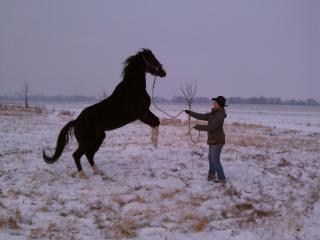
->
[72,147,87,178]
[85,132,106,175]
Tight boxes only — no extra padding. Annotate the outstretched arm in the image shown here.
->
[186,110,210,121]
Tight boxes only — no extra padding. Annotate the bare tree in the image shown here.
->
[181,81,197,133]
[23,82,29,108]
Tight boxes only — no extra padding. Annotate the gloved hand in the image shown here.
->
[185,110,191,115]
[194,124,201,130]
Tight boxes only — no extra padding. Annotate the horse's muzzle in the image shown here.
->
[157,67,166,78]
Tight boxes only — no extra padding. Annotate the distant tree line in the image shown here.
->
[155,96,320,106]
[227,97,320,106]
[0,94,319,106]
[0,94,97,103]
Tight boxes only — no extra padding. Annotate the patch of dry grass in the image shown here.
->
[179,212,210,232]
[29,228,46,239]
[233,135,273,149]
[0,104,47,115]
[226,121,320,153]
[309,190,320,205]
[59,110,74,116]
[175,194,212,207]
[193,217,210,232]
[0,200,6,210]
[0,217,20,230]
[160,118,182,126]
[253,209,274,218]
[89,201,117,214]
[129,195,148,204]
[0,209,23,230]
[235,202,254,211]
[113,219,138,238]
[160,189,182,200]
[47,223,60,239]
[226,123,275,149]
[224,185,241,199]
[231,122,265,129]
[8,217,20,230]
[220,200,275,228]
[0,218,7,229]
[160,118,204,127]
[112,196,126,208]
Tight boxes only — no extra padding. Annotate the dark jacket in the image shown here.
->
[189,108,227,145]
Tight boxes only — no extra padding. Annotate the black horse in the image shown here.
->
[43,49,166,178]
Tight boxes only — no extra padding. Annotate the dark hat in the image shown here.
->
[212,96,227,107]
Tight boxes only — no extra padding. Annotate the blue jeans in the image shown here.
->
[208,145,226,180]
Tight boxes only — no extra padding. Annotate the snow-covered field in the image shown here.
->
[0,103,319,240]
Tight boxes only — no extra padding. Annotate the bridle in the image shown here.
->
[141,54,163,75]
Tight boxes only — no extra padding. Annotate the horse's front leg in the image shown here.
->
[138,110,160,147]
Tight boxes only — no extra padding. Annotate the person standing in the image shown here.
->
[185,96,227,183]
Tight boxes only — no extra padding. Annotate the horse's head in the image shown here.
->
[140,49,166,78]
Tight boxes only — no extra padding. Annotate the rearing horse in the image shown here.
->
[43,49,166,178]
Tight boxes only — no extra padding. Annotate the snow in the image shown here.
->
[0,103,319,239]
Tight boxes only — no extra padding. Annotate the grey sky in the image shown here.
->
[1,0,319,100]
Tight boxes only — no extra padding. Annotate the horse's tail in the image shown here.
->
[43,120,76,164]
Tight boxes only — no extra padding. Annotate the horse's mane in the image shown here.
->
[122,49,151,77]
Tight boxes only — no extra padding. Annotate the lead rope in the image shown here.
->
[151,76,200,144]
[151,76,184,119]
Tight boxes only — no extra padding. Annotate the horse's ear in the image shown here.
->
[140,48,151,54]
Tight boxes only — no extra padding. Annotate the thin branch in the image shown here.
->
[180,80,197,136]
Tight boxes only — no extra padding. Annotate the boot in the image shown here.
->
[214,179,226,183]
[207,172,216,181]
